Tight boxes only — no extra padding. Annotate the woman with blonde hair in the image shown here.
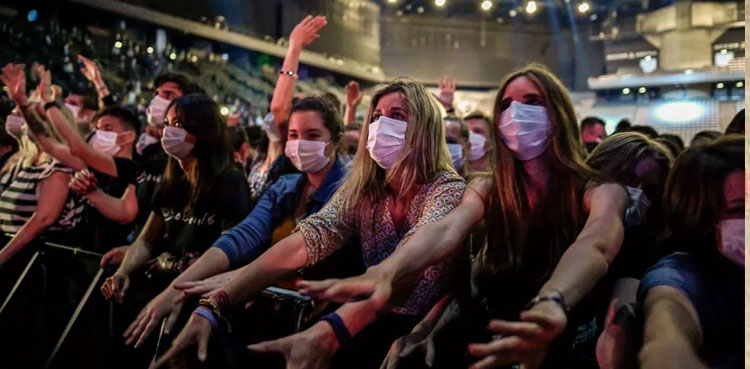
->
[152,78,467,369]
[299,64,629,369]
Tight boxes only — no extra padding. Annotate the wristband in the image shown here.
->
[320,312,351,345]
[44,101,59,111]
[192,306,219,330]
[525,289,569,314]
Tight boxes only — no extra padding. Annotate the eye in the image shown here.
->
[526,98,544,106]
[499,101,511,112]
[392,112,405,120]
[371,113,381,122]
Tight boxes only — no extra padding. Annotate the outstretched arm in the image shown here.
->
[298,178,489,307]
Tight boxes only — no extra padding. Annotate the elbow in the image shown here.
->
[36,213,59,229]
[270,103,290,123]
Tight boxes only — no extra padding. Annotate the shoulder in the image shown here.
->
[269,173,305,193]
[428,171,467,191]
[639,253,702,305]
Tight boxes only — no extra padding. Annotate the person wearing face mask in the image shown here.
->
[463,111,494,172]
[580,116,607,153]
[63,91,99,136]
[444,115,470,178]
[584,132,672,369]
[22,65,141,253]
[134,97,362,367]
[152,79,467,369]
[638,136,743,369]
[245,16,326,207]
[0,65,79,268]
[299,64,629,369]
[98,94,250,368]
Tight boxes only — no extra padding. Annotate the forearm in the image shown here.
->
[0,215,52,264]
[117,238,153,276]
[34,135,86,171]
[85,189,135,224]
[171,247,231,287]
[539,241,610,308]
[18,104,49,137]
[93,78,111,110]
[46,106,86,152]
[222,232,307,307]
[270,46,302,124]
[344,104,357,126]
[640,338,707,369]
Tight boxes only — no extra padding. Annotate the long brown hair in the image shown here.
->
[483,64,600,278]
[335,78,455,210]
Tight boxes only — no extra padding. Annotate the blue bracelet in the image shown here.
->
[192,306,219,330]
[320,312,351,345]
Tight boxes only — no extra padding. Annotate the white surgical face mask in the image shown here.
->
[5,115,25,139]
[447,143,464,170]
[717,218,744,266]
[468,132,488,162]
[91,130,122,155]
[498,101,551,161]
[624,186,651,227]
[65,103,81,118]
[285,139,331,173]
[262,112,282,142]
[161,126,194,159]
[136,132,159,155]
[146,95,172,128]
[366,116,407,169]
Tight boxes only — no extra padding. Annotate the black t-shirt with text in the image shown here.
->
[153,166,250,259]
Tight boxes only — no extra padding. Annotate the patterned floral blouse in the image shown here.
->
[297,171,467,316]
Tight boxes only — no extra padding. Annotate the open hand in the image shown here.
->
[297,265,396,312]
[34,65,54,104]
[289,15,327,50]
[123,288,184,348]
[247,321,339,369]
[174,268,240,299]
[345,81,362,108]
[78,55,103,85]
[150,312,213,368]
[0,63,28,105]
[468,301,567,369]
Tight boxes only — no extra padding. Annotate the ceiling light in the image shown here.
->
[481,0,493,11]
[577,2,590,13]
[525,1,537,14]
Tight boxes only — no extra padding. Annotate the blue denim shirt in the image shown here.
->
[214,157,347,267]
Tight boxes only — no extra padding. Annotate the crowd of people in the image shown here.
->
[0,13,744,369]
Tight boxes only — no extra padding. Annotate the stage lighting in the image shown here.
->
[509,9,518,17]
[735,81,743,88]
[114,41,123,49]
[526,1,537,14]
[169,52,177,60]
[220,106,230,116]
[577,2,590,13]
[417,6,425,13]
[435,0,446,7]
[27,10,37,23]
[622,88,631,95]
[191,55,198,63]
[146,46,154,54]
[387,0,397,4]
[481,1,493,11]
[716,83,725,89]
[638,87,646,94]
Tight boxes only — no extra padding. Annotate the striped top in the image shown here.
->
[0,159,76,234]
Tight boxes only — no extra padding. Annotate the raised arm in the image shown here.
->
[0,171,71,267]
[78,55,113,109]
[269,15,327,126]
[32,65,120,178]
[344,81,362,126]
[639,286,706,369]
[70,169,138,224]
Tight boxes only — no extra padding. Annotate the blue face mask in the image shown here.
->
[447,143,464,170]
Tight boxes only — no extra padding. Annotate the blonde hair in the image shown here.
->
[336,78,455,210]
[483,64,601,276]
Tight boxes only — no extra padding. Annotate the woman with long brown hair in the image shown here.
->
[299,64,629,369]
[151,78,467,369]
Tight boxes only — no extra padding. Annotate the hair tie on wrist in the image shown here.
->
[320,312,351,345]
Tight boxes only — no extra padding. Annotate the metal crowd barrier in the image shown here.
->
[0,239,105,369]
